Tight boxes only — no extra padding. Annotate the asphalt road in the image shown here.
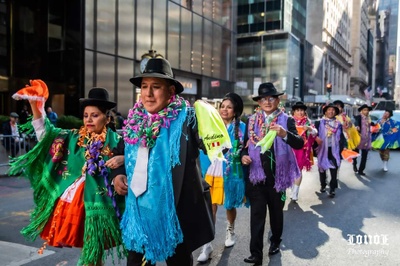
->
[1,150,399,266]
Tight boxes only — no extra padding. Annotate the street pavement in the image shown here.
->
[1,150,399,265]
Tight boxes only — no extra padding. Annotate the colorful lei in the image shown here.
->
[248,107,280,144]
[78,126,120,219]
[323,117,340,137]
[123,95,188,148]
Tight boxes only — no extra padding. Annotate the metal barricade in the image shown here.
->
[0,134,37,175]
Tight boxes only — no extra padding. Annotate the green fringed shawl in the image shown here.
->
[9,119,126,265]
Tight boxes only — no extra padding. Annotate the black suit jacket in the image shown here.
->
[241,113,304,187]
[110,108,214,252]
[353,114,374,133]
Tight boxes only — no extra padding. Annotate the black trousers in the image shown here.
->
[127,242,193,266]
[319,147,339,190]
[353,148,368,172]
[246,182,285,260]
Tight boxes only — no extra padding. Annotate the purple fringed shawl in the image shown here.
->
[248,112,300,192]
[317,118,342,172]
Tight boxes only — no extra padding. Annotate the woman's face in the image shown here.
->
[293,108,306,118]
[383,111,391,119]
[219,99,235,123]
[140,77,175,114]
[83,106,109,134]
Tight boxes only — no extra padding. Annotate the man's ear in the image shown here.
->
[169,85,176,96]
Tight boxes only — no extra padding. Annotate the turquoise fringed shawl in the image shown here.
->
[121,106,189,263]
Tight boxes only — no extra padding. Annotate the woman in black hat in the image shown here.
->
[371,109,399,172]
[10,83,126,265]
[197,92,246,262]
[289,101,318,201]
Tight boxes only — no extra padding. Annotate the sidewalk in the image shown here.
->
[0,241,54,266]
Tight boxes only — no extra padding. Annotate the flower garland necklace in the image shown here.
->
[78,126,120,219]
[322,117,339,137]
[293,116,309,126]
[249,107,281,144]
[123,95,187,148]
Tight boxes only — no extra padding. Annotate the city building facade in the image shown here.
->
[0,0,237,117]
[235,0,307,113]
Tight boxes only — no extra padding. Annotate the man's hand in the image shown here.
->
[241,155,252,165]
[113,174,128,195]
[270,124,287,138]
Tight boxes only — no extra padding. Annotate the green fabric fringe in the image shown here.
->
[79,212,127,265]
[9,119,62,240]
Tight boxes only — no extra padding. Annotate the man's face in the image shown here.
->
[335,104,343,113]
[325,107,337,119]
[140,77,175,114]
[360,108,369,116]
[9,116,17,124]
[257,96,280,114]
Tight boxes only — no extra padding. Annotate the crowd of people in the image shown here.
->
[7,57,400,266]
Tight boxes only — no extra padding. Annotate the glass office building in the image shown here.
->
[236,0,306,108]
[0,0,236,117]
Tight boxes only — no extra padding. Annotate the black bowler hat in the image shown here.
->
[333,100,344,108]
[79,88,116,110]
[130,58,184,94]
[291,101,307,111]
[223,92,244,118]
[322,103,339,115]
[252,82,284,101]
[357,104,372,112]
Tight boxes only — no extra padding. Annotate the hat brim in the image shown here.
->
[292,104,307,111]
[358,106,372,112]
[79,99,116,110]
[323,106,339,115]
[130,73,184,94]
[252,92,284,101]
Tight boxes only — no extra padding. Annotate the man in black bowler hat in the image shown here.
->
[112,58,214,266]
[352,104,373,175]
[241,82,303,264]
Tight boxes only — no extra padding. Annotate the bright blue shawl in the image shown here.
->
[120,106,188,263]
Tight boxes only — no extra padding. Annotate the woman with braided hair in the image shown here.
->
[197,92,247,263]
[9,81,126,266]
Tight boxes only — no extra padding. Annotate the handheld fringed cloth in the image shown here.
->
[341,148,360,162]
[12,79,49,117]
[194,100,231,162]
[256,130,277,154]
[346,125,361,150]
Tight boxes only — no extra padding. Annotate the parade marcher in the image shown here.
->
[290,101,317,201]
[241,82,303,265]
[371,109,400,172]
[112,58,230,266]
[197,92,246,263]
[46,106,58,126]
[353,104,374,175]
[1,112,30,157]
[314,103,346,198]
[333,99,359,150]
[9,80,126,265]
